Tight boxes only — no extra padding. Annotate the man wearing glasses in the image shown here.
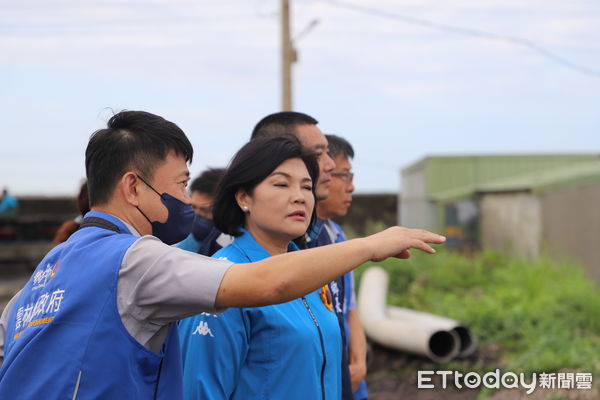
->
[317,135,368,400]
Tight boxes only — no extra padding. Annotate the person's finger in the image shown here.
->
[397,249,411,259]
[415,229,446,244]
[409,239,436,254]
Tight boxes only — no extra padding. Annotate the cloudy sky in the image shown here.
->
[1,0,599,195]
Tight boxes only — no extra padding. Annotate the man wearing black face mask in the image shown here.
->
[0,110,445,399]
[177,168,232,256]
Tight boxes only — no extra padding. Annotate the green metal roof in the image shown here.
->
[430,161,600,202]
[403,154,600,200]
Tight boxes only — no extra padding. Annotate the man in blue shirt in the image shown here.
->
[177,168,232,255]
[317,135,368,400]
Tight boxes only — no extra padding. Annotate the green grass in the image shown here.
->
[355,248,600,377]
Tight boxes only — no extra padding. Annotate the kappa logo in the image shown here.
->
[192,321,214,337]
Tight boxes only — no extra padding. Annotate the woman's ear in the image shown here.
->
[235,189,250,213]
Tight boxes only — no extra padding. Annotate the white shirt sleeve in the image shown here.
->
[118,235,233,352]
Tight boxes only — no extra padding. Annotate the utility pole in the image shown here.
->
[280,1,318,111]
[280,0,295,111]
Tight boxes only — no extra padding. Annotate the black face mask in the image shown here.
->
[191,214,214,242]
[136,176,196,245]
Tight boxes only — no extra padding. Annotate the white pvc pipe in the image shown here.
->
[386,306,477,358]
[358,267,460,363]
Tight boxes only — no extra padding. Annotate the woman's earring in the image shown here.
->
[242,205,249,212]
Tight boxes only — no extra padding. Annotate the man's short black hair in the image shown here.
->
[85,110,193,206]
[251,111,318,140]
[325,134,354,160]
[190,168,225,196]
[213,135,319,237]
[77,180,90,216]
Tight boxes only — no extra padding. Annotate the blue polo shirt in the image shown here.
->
[178,229,342,400]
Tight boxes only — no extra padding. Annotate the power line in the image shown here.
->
[320,0,600,79]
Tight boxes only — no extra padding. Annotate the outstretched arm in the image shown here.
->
[216,226,445,308]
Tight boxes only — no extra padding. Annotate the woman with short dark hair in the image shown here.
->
[178,135,343,399]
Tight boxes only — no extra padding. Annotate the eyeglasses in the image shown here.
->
[331,172,354,183]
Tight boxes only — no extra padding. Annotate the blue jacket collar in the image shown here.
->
[232,228,298,262]
[324,219,346,242]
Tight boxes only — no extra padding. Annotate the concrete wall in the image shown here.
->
[479,192,541,261]
[400,165,438,230]
[540,183,600,283]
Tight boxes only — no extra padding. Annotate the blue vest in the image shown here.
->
[0,211,183,400]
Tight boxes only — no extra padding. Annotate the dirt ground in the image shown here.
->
[365,343,598,400]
